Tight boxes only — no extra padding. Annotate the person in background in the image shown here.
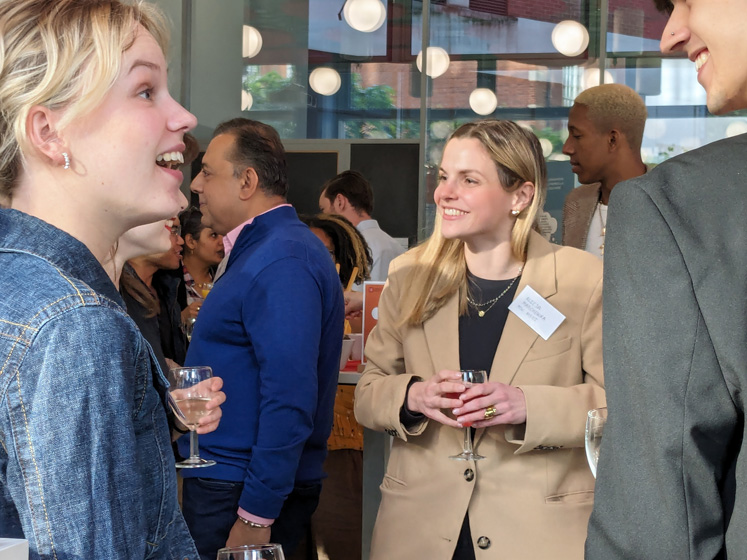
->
[121,215,188,371]
[179,205,225,324]
[561,83,648,257]
[112,216,225,440]
[354,119,604,560]
[319,170,404,283]
[301,213,372,289]
[181,118,344,560]
[0,1,200,557]
[586,0,747,557]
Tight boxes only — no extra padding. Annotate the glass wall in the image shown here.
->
[174,0,742,241]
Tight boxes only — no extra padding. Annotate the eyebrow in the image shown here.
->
[127,59,161,75]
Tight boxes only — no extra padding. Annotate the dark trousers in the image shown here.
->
[182,477,321,560]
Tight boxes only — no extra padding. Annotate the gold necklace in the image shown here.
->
[598,202,607,255]
[467,266,523,318]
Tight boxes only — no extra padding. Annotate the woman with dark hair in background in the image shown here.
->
[179,205,225,323]
[302,212,372,288]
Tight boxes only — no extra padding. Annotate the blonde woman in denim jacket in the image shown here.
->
[0,2,211,558]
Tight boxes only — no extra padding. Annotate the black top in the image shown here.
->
[459,271,520,375]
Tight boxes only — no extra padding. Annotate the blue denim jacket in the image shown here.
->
[0,209,198,559]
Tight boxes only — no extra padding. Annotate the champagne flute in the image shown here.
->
[169,366,216,468]
[585,407,607,478]
[449,369,488,461]
[216,544,285,560]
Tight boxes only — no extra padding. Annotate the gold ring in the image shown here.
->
[484,406,497,420]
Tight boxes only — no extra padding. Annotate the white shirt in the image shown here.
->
[584,202,608,260]
[356,219,405,284]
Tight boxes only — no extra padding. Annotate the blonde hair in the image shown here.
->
[0,0,169,199]
[574,84,648,153]
[402,120,547,326]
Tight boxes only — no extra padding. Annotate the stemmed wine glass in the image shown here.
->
[216,544,285,560]
[169,366,216,468]
[449,369,488,461]
[182,316,197,342]
[200,282,214,300]
[585,407,607,478]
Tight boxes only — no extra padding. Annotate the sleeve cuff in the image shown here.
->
[237,507,274,526]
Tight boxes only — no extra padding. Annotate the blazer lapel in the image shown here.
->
[476,232,558,446]
[422,291,460,375]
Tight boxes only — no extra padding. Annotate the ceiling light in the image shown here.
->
[416,47,450,78]
[309,67,342,96]
[342,0,386,33]
[242,25,263,58]
[241,90,253,111]
[551,20,589,57]
[468,88,498,116]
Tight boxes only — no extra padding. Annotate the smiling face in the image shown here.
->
[562,103,612,185]
[150,215,184,270]
[190,133,245,236]
[59,25,197,229]
[434,137,530,251]
[660,0,747,114]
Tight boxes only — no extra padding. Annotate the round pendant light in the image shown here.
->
[343,0,386,33]
[551,20,589,57]
[468,88,498,115]
[242,25,263,58]
[309,67,342,96]
[416,47,450,78]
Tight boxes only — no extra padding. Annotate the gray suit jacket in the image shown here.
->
[586,134,747,559]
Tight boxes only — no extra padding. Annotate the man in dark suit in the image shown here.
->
[586,0,747,558]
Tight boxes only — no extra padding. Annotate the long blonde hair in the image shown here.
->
[402,120,547,326]
[0,0,169,199]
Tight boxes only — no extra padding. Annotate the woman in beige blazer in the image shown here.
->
[354,120,604,560]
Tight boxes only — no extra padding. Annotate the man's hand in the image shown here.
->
[225,519,272,548]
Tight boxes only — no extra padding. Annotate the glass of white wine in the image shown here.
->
[585,407,607,478]
[169,366,216,468]
[216,544,285,560]
[449,369,488,461]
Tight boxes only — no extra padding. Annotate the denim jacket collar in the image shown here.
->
[0,208,123,306]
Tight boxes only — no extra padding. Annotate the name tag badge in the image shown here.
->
[508,286,565,340]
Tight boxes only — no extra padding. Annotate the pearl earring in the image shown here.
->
[62,152,70,170]
[510,209,520,217]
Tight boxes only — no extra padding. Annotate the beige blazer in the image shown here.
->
[562,183,601,250]
[354,232,605,560]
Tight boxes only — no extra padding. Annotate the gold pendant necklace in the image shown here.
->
[467,266,523,318]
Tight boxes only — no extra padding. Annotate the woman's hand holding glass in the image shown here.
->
[406,369,472,428]
[452,381,527,429]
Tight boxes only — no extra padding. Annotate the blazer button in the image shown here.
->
[463,468,474,482]
[477,536,491,549]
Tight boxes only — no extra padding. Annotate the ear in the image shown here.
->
[237,166,259,201]
[513,181,536,212]
[333,193,348,212]
[184,233,198,251]
[608,129,621,152]
[26,105,66,166]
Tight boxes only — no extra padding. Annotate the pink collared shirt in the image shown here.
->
[222,203,293,258]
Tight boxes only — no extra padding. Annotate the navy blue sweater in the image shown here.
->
[179,206,344,518]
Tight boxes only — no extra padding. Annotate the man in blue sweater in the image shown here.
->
[180,118,345,560]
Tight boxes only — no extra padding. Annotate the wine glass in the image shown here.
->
[200,282,214,300]
[182,316,197,342]
[216,544,285,560]
[585,407,607,478]
[169,366,217,468]
[449,369,488,461]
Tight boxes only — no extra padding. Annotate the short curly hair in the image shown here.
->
[574,84,648,153]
